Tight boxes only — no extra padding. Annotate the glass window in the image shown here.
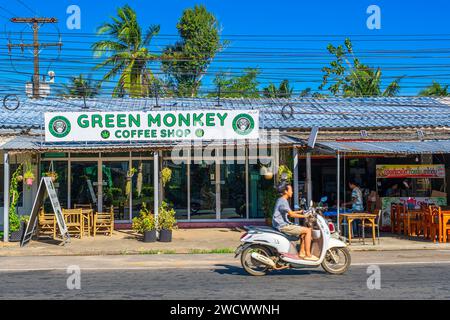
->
[40,161,68,210]
[190,162,216,219]
[220,163,246,219]
[248,164,274,219]
[71,161,99,210]
[131,160,153,219]
[70,153,99,158]
[41,152,68,159]
[163,160,188,220]
[102,161,130,221]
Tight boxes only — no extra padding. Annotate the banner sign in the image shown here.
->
[380,196,447,227]
[45,110,259,142]
[376,164,446,179]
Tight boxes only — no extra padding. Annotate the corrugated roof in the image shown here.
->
[0,96,449,131]
[1,133,303,152]
[317,140,450,154]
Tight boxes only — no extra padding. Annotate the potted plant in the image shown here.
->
[262,187,278,226]
[10,215,29,242]
[45,171,58,182]
[132,203,156,242]
[158,201,176,242]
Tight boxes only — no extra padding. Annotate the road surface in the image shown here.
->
[0,250,449,299]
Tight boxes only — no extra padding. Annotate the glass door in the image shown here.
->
[71,161,99,210]
[102,161,130,221]
[220,163,246,219]
[190,161,217,219]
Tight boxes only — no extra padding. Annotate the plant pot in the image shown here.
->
[16,175,23,182]
[143,230,157,242]
[10,221,26,242]
[25,178,33,186]
[159,229,172,242]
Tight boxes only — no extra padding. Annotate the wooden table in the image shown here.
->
[441,209,450,243]
[339,213,378,245]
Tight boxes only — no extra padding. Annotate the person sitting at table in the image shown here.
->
[341,180,364,236]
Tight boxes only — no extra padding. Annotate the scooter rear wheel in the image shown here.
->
[241,245,272,276]
[321,247,351,275]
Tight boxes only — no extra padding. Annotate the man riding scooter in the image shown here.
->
[272,182,318,261]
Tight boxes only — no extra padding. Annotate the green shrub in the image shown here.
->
[132,203,156,234]
[158,201,176,231]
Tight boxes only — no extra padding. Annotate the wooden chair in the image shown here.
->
[406,208,423,238]
[62,209,83,239]
[74,204,93,209]
[426,206,441,243]
[390,203,398,233]
[37,208,56,239]
[358,209,381,245]
[93,208,114,236]
[396,204,408,236]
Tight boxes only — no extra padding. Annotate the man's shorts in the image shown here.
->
[280,224,309,237]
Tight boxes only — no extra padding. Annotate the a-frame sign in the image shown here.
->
[21,177,70,247]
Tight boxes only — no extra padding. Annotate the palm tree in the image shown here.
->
[59,74,100,98]
[419,81,450,96]
[263,80,294,98]
[91,5,160,97]
[344,66,400,97]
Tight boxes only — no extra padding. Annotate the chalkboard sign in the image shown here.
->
[21,177,70,247]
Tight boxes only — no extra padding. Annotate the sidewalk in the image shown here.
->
[1,228,449,257]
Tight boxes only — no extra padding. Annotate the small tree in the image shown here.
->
[419,81,450,96]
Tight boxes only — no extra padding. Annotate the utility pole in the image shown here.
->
[7,17,61,98]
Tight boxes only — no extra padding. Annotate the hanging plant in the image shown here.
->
[161,167,172,187]
[23,161,35,187]
[126,167,137,197]
[137,162,143,197]
[278,165,293,183]
[44,171,58,182]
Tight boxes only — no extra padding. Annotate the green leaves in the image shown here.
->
[162,5,224,97]
[419,81,450,96]
[320,38,401,97]
[92,5,160,98]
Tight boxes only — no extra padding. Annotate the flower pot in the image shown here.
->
[10,221,26,242]
[159,229,172,242]
[25,178,33,186]
[16,175,23,182]
[143,230,157,242]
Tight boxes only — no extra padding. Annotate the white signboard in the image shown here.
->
[45,110,259,142]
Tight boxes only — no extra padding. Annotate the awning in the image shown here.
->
[0,133,304,153]
[316,140,450,154]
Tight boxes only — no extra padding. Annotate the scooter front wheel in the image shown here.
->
[241,245,272,276]
[321,247,351,275]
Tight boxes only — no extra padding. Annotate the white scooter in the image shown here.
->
[235,204,351,276]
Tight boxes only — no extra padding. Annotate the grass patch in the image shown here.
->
[139,249,177,255]
[188,248,235,254]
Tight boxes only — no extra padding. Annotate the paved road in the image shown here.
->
[0,250,449,299]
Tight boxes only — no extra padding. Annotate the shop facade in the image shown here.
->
[2,97,450,238]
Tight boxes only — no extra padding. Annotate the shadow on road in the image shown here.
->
[213,264,326,276]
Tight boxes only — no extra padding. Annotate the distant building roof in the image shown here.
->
[0,96,449,131]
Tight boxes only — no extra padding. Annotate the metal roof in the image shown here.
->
[0,132,304,152]
[316,140,450,154]
[1,96,450,131]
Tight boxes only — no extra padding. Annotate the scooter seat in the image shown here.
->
[247,226,299,241]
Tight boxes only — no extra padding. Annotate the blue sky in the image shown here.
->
[1,0,450,96]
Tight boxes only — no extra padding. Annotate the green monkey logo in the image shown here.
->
[232,114,255,135]
[49,116,71,138]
